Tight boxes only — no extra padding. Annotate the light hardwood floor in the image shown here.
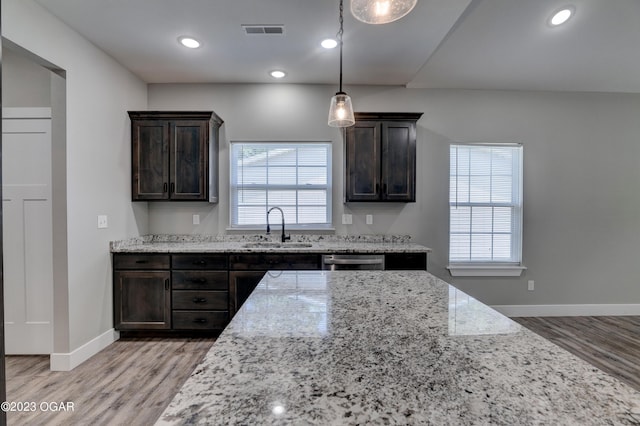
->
[5,337,215,426]
[4,317,639,425]
[513,316,640,392]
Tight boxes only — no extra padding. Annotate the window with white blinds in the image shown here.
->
[230,142,332,228]
[449,143,523,265]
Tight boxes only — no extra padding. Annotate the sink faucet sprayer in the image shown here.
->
[267,207,290,243]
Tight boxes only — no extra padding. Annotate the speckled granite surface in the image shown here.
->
[110,234,431,254]
[156,271,640,425]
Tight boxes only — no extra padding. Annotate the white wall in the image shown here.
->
[3,0,149,352]
[2,47,51,107]
[148,83,640,307]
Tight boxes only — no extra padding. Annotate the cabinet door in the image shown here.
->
[114,271,171,330]
[132,120,169,200]
[345,121,381,201]
[384,252,427,270]
[228,271,266,316]
[381,121,416,202]
[170,120,208,200]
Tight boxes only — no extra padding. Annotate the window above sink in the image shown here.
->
[229,141,333,230]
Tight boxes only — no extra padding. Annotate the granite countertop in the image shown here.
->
[110,234,432,254]
[157,270,640,425]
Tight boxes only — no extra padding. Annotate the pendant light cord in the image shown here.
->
[338,0,344,93]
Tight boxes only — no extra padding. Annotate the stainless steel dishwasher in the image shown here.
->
[321,254,385,270]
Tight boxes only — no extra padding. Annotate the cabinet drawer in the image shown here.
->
[229,254,320,270]
[172,271,228,290]
[172,311,229,330]
[172,290,228,310]
[172,254,228,270]
[113,254,170,270]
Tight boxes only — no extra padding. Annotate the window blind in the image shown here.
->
[230,142,332,228]
[449,143,523,264]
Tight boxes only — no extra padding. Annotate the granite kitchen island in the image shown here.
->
[157,270,640,425]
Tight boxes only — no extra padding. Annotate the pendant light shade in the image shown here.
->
[328,92,355,127]
[328,0,355,128]
[351,0,418,24]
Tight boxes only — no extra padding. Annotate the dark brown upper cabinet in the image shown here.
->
[345,112,423,202]
[129,111,223,202]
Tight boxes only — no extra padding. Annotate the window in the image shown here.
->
[230,142,332,229]
[448,143,525,277]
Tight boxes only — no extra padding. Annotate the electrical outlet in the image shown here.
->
[366,214,373,225]
[193,214,200,225]
[528,280,535,291]
[97,215,108,229]
[342,214,352,225]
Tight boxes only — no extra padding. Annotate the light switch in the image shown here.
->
[193,214,200,225]
[366,214,373,225]
[342,214,352,225]
[97,215,108,229]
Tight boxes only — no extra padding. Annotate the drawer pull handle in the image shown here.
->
[193,260,207,266]
[135,260,149,264]
[193,318,207,324]
[190,278,208,284]
[192,297,208,304]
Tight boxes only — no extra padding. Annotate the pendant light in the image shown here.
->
[328,0,355,128]
[351,0,418,24]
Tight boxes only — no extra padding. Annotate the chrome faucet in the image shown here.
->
[267,207,290,243]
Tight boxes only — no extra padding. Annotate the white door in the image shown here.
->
[2,108,54,354]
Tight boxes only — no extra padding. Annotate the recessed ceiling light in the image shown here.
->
[549,7,574,26]
[321,38,338,49]
[270,70,287,79]
[178,36,201,49]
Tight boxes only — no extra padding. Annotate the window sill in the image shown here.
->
[447,264,527,277]
[226,226,336,232]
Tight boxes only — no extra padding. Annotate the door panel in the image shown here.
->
[132,120,169,199]
[345,121,380,201]
[2,116,53,354]
[381,121,416,201]
[170,121,207,200]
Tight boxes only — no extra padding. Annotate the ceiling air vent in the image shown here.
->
[242,25,285,35]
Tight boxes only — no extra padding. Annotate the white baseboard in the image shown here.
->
[50,329,120,371]
[492,304,640,317]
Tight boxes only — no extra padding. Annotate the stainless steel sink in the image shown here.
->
[242,242,313,249]
[283,243,313,248]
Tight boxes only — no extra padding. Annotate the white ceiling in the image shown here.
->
[33,0,640,93]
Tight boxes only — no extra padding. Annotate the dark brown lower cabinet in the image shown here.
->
[228,253,321,316]
[228,271,267,316]
[114,270,171,330]
[113,251,426,334]
[384,253,427,270]
[171,254,229,330]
